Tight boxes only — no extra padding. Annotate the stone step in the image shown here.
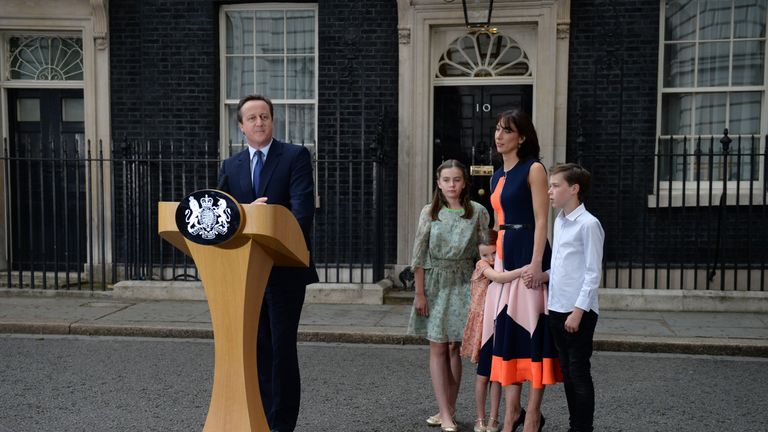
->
[384,289,414,305]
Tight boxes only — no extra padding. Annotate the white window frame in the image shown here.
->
[653,0,767,207]
[218,3,319,159]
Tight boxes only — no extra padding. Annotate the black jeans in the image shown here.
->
[548,309,598,432]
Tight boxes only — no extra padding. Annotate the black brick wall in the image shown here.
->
[314,0,399,267]
[110,0,219,147]
[567,0,766,269]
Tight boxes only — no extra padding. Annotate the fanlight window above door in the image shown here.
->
[8,36,84,81]
[436,32,531,78]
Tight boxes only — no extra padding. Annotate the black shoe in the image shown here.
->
[538,415,545,432]
[512,408,526,431]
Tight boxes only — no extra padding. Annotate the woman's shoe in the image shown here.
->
[473,418,487,432]
[441,423,459,432]
[426,414,442,427]
[537,415,545,432]
[511,408,526,432]
[486,416,500,432]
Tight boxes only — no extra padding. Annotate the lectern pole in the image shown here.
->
[186,238,271,431]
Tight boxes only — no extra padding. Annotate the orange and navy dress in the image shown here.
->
[476,159,562,389]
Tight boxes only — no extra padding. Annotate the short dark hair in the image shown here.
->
[496,109,540,161]
[551,163,591,202]
[237,95,274,123]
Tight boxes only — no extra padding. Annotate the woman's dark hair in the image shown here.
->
[496,109,540,161]
[429,159,474,220]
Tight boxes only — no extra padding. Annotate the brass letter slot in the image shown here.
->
[470,165,494,176]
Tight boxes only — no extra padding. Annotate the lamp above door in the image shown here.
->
[462,0,495,33]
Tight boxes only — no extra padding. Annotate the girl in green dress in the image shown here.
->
[409,159,489,432]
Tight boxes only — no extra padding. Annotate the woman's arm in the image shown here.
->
[528,162,550,287]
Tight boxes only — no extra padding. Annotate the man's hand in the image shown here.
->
[251,197,268,205]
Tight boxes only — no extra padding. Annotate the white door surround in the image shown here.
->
[396,0,571,268]
[0,0,112,271]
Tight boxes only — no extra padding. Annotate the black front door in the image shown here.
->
[7,89,86,271]
[433,85,533,222]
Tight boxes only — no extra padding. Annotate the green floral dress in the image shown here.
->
[407,202,489,343]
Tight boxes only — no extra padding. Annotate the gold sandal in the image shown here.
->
[486,416,500,432]
[474,418,487,432]
[426,414,442,427]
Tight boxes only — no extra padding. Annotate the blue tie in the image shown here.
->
[252,150,263,197]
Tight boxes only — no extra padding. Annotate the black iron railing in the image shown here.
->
[1,135,386,289]
[579,132,766,291]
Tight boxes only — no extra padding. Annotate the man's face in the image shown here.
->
[239,100,273,148]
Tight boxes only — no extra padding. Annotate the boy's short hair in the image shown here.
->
[551,163,591,202]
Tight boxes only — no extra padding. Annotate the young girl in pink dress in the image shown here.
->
[461,229,522,432]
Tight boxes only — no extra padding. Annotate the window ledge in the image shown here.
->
[647,188,766,208]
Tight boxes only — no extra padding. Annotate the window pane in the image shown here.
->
[227,57,254,99]
[697,41,730,86]
[255,57,284,97]
[732,40,764,85]
[227,12,254,54]
[9,36,83,81]
[286,10,315,54]
[17,98,40,122]
[729,91,761,134]
[658,137,692,181]
[227,104,246,149]
[695,92,727,134]
[699,0,732,40]
[734,0,766,38]
[665,0,698,41]
[662,93,693,135]
[255,11,284,55]
[62,98,84,122]
[287,56,314,99]
[272,104,287,140]
[664,42,696,87]
[287,104,315,145]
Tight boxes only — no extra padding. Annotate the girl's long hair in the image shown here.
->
[429,159,474,220]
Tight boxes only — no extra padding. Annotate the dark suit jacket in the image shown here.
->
[218,139,319,286]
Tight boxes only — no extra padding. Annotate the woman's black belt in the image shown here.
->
[499,223,533,230]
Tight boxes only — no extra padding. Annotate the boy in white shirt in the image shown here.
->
[536,163,604,432]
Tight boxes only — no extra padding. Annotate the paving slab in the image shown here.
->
[0,294,766,357]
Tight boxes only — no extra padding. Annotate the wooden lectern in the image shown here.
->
[158,199,309,432]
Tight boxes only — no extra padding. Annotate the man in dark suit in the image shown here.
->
[218,94,319,432]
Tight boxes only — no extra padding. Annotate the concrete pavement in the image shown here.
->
[0,290,767,357]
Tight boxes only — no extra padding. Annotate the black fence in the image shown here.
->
[1,135,386,289]
[580,131,766,291]
[2,131,765,291]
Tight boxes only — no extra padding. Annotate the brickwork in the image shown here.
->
[109,0,219,147]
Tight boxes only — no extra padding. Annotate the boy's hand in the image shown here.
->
[414,293,429,317]
[565,308,584,333]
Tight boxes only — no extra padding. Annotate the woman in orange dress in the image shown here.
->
[476,109,561,432]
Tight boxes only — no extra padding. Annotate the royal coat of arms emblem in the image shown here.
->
[185,194,231,240]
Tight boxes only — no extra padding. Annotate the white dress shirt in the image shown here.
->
[547,203,605,314]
